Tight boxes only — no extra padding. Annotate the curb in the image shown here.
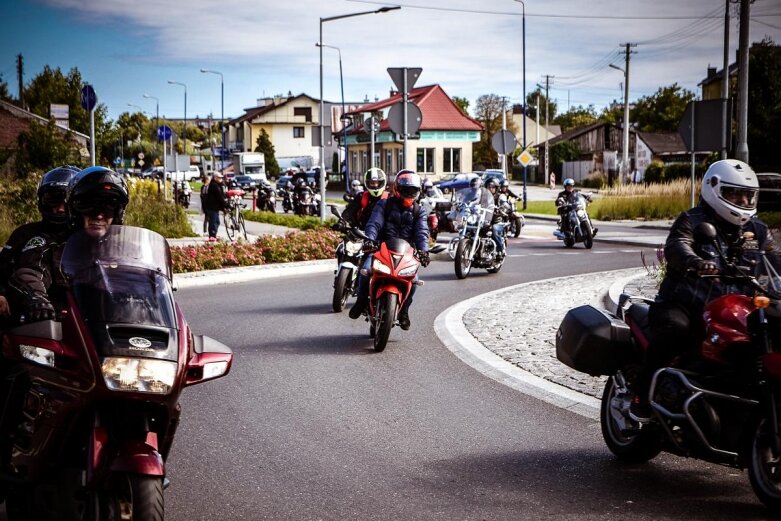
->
[174,259,334,289]
[602,269,648,313]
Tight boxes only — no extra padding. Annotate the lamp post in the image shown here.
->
[609,63,629,183]
[317,43,349,192]
[513,0,527,209]
[319,5,401,221]
[201,69,224,177]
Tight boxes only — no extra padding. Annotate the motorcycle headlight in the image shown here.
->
[372,259,392,274]
[345,241,363,255]
[467,213,479,225]
[576,209,586,218]
[398,265,418,277]
[101,357,177,394]
[19,345,55,367]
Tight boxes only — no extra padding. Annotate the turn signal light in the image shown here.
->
[754,296,771,309]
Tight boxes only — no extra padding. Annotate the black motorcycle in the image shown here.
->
[553,192,595,249]
[278,184,294,213]
[257,181,276,212]
[329,207,364,312]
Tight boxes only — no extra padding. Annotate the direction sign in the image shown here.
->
[677,99,732,153]
[137,159,145,167]
[518,149,533,167]
[387,67,422,94]
[80,85,97,111]
[156,125,173,142]
[491,130,517,155]
[387,101,422,137]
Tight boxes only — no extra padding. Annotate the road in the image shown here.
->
[160,235,770,520]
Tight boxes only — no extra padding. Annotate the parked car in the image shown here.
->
[232,175,257,192]
[482,169,507,185]
[276,174,293,191]
[140,166,164,179]
[436,172,480,194]
[757,172,781,212]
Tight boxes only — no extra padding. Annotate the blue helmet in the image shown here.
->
[563,178,575,187]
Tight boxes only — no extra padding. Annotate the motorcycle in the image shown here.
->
[419,185,450,242]
[556,222,781,512]
[329,207,364,313]
[498,194,524,238]
[175,180,191,208]
[352,229,425,352]
[294,186,319,216]
[256,181,276,212]
[278,183,294,214]
[553,192,595,249]
[447,192,505,279]
[0,226,233,520]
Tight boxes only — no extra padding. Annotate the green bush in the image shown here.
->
[643,161,664,183]
[663,162,706,182]
[0,173,42,245]
[580,171,607,189]
[242,210,334,230]
[124,179,195,238]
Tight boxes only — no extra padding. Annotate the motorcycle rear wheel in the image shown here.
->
[487,254,504,274]
[600,376,661,464]
[563,236,575,248]
[332,267,352,312]
[748,418,781,512]
[455,238,472,279]
[373,292,397,352]
[512,216,523,238]
[583,222,594,249]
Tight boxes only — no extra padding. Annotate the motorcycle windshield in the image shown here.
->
[61,226,176,329]
[456,187,480,204]
[573,193,588,209]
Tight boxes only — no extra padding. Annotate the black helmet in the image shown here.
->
[500,179,510,189]
[67,166,129,228]
[38,165,80,225]
[485,178,498,190]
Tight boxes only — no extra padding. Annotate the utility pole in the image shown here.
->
[721,0,731,159]
[16,54,24,109]
[619,42,636,183]
[542,75,552,186]
[735,0,750,163]
[501,96,508,174]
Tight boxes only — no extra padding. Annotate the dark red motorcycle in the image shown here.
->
[556,222,781,511]
[0,226,233,520]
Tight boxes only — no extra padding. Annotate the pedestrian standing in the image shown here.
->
[204,172,228,241]
[549,171,556,190]
[200,174,211,233]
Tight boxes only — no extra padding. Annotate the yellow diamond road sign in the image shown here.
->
[519,150,533,167]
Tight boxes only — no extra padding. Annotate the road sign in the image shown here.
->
[491,130,517,155]
[678,99,732,153]
[80,85,97,111]
[137,159,145,167]
[114,157,121,166]
[311,126,332,147]
[364,116,380,134]
[387,67,422,94]
[138,152,145,160]
[157,125,173,141]
[387,101,422,136]
[519,149,533,167]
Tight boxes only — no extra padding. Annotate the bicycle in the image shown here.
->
[223,189,248,241]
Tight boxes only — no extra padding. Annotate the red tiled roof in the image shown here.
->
[347,85,482,133]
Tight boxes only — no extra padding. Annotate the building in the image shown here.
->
[342,84,483,179]
[634,131,700,182]
[509,106,560,149]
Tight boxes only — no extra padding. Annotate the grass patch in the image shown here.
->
[242,210,334,230]
[519,200,558,215]
[591,179,697,221]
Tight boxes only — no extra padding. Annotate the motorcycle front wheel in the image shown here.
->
[455,238,473,279]
[332,267,352,312]
[373,292,397,352]
[582,222,594,249]
[748,418,781,512]
[98,473,164,521]
[600,376,661,464]
[512,216,523,238]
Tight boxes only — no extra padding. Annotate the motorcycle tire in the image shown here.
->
[487,255,504,274]
[512,216,523,238]
[747,418,781,512]
[564,237,575,248]
[373,292,397,352]
[600,376,661,464]
[455,238,472,279]
[332,267,352,312]
[267,201,276,213]
[99,474,164,521]
[583,222,594,249]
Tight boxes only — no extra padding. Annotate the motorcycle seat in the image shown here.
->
[626,303,651,350]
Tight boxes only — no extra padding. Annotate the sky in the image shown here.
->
[1,0,780,123]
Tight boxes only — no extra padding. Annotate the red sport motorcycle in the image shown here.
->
[556,222,781,512]
[0,226,233,520]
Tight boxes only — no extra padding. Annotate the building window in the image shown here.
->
[443,148,461,173]
[385,150,393,172]
[361,151,368,173]
[351,151,359,174]
[294,107,312,122]
[416,148,434,173]
[293,127,305,139]
[397,149,404,171]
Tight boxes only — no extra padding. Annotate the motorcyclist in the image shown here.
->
[555,178,595,236]
[341,168,387,230]
[343,179,364,203]
[630,159,781,422]
[348,170,429,330]
[0,166,80,321]
[293,177,314,214]
[485,178,507,259]
[8,166,129,322]
[499,179,519,199]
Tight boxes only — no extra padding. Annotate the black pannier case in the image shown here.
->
[556,305,633,376]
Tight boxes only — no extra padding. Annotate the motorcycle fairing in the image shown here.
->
[368,240,417,313]
[701,294,754,365]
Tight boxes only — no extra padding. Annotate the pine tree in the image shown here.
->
[254,128,279,176]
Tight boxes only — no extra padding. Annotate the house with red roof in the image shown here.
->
[343,84,483,179]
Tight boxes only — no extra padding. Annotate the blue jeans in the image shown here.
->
[355,254,417,313]
[207,210,221,238]
[492,223,507,254]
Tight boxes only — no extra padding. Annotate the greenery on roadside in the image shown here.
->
[0,173,41,244]
[242,210,334,230]
[518,200,557,215]
[124,179,195,238]
[590,179,695,221]
[170,229,340,273]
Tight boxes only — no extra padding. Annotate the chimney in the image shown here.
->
[257,97,272,107]
[707,66,717,79]
[390,89,398,97]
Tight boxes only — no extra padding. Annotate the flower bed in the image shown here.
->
[170,229,341,273]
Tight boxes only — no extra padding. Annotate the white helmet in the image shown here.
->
[364,168,387,198]
[701,159,759,226]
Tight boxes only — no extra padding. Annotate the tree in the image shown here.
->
[525,88,558,122]
[255,128,279,176]
[15,119,83,175]
[554,105,598,132]
[631,83,695,132]
[598,103,623,126]
[0,74,11,102]
[747,38,781,172]
[550,141,580,170]
[472,94,519,169]
[452,96,470,115]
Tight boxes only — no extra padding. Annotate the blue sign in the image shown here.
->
[113,157,121,166]
[157,125,173,142]
[80,84,97,111]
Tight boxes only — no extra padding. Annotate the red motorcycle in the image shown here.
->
[358,235,423,352]
[556,222,781,512]
[0,226,233,520]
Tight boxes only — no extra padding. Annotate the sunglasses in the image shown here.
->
[40,192,66,207]
[72,199,120,217]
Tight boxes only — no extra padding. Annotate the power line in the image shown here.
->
[752,17,781,30]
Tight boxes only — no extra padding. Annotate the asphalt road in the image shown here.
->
[160,235,773,520]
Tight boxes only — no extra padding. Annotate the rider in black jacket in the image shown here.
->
[341,168,387,230]
[630,159,781,421]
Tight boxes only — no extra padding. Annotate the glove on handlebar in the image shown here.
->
[26,296,55,322]
[362,240,379,253]
[693,259,719,276]
[417,250,430,267]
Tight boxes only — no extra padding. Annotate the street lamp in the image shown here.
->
[316,43,349,192]
[167,80,187,162]
[609,63,629,183]
[319,5,401,221]
[201,68,224,176]
[514,0,527,209]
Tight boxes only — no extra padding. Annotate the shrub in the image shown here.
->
[0,172,42,245]
[643,161,664,183]
[580,171,607,189]
[124,179,195,238]
[242,210,334,230]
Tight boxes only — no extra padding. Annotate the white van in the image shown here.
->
[183,165,202,181]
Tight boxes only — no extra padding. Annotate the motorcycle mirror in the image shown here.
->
[329,205,341,218]
[694,222,718,244]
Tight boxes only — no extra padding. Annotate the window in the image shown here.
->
[397,149,404,171]
[351,151,359,174]
[293,127,305,139]
[385,150,393,172]
[443,148,461,173]
[361,151,368,172]
[294,107,312,122]
[416,148,434,173]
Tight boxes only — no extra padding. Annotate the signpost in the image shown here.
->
[364,116,381,168]
[80,85,97,166]
[387,67,422,169]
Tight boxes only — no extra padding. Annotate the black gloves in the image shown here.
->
[362,240,379,253]
[331,222,344,232]
[26,296,55,322]
[417,250,430,267]
[693,259,719,276]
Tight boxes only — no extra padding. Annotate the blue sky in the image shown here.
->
[2,0,780,123]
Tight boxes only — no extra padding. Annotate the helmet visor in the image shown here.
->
[40,191,66,208]
[72,197,121,217]
[398,186,420,199]
[720,186,758,210]
[366,179,384,190]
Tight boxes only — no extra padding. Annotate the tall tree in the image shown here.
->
[452,96,470,115]
[15,119,83,174]
[255,128,279,176]
[631,83,695,132]
[0,74,11,102]
[525,87,558,122]
[747,38,781,172]
[472,94,519,168]
[554,105,598,132]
